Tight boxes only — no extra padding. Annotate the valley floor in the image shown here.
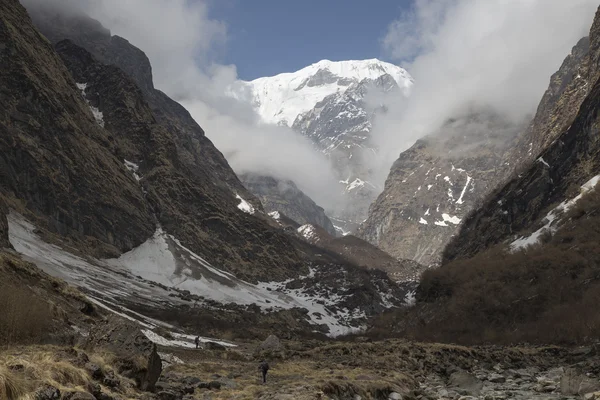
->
[3,339,599,400]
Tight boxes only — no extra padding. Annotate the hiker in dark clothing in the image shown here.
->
[194,336,200,349]
[259,360,270,383]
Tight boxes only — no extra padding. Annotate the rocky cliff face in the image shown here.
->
[358,113,523,266]
[0,197,9,248]
[445,7,600,261]
[0,0,156,256]
[16,4,308,282]
[240,173,337,236]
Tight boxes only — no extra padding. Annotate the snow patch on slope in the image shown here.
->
[298,224,319,242]
[510,174,600,251]
[76,82,104,127]
[236,195,255,214]
[124,160,141,181]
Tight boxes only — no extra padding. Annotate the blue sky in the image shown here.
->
[209,0,413,80]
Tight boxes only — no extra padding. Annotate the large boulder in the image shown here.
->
[561,368,600,396]
[254,334,286,359]
[448,371,483,396]
[84,316,162,391]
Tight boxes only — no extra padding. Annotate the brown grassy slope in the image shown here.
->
[371,185,600,345]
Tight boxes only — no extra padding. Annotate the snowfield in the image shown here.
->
[8,212,393,337]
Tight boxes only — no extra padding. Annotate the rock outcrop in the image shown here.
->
[85,316,162,391]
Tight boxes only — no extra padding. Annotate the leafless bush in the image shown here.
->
[0,282,52,345]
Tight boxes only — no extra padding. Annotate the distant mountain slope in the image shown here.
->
[240,173,337,236]
[359,26,599,266]
[376,6,600,346]
[358,113,523,266]
[231,61,412,235]
[230,59,412,127]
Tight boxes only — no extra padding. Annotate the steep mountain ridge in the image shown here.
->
[359,22,600,266]
[376,5,600,345]
[23,3,304,282]
[0,0,156,256]
[445,7,600,261]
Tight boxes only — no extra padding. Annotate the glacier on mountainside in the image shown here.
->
[7,212,396,336]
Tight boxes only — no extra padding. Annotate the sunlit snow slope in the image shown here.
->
[230,59,413,126]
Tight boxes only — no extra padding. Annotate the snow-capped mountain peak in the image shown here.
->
[230,58,413,126]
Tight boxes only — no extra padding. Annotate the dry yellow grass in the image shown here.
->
[0,346,142,400]
[0,366,30,400]
[0,347,90,392]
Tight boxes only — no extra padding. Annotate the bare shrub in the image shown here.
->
[377,185,600,345]
[0,282,52,345]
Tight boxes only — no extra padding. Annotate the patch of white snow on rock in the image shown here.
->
[297,224,319,242]
[510,174,600,251]
[76,82,105,127]
[236,195,255,214]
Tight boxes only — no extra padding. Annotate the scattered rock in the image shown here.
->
[35,384,61,400]
[561,367,600,395]
[103,371,120,388]
[142,344,163,392]
[488,373,506,383]
[157,390,180,400]
[62,392,97,400]
[85,363,104,380]
[255,335,286,359]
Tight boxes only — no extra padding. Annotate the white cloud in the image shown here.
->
[373,0,598,181]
